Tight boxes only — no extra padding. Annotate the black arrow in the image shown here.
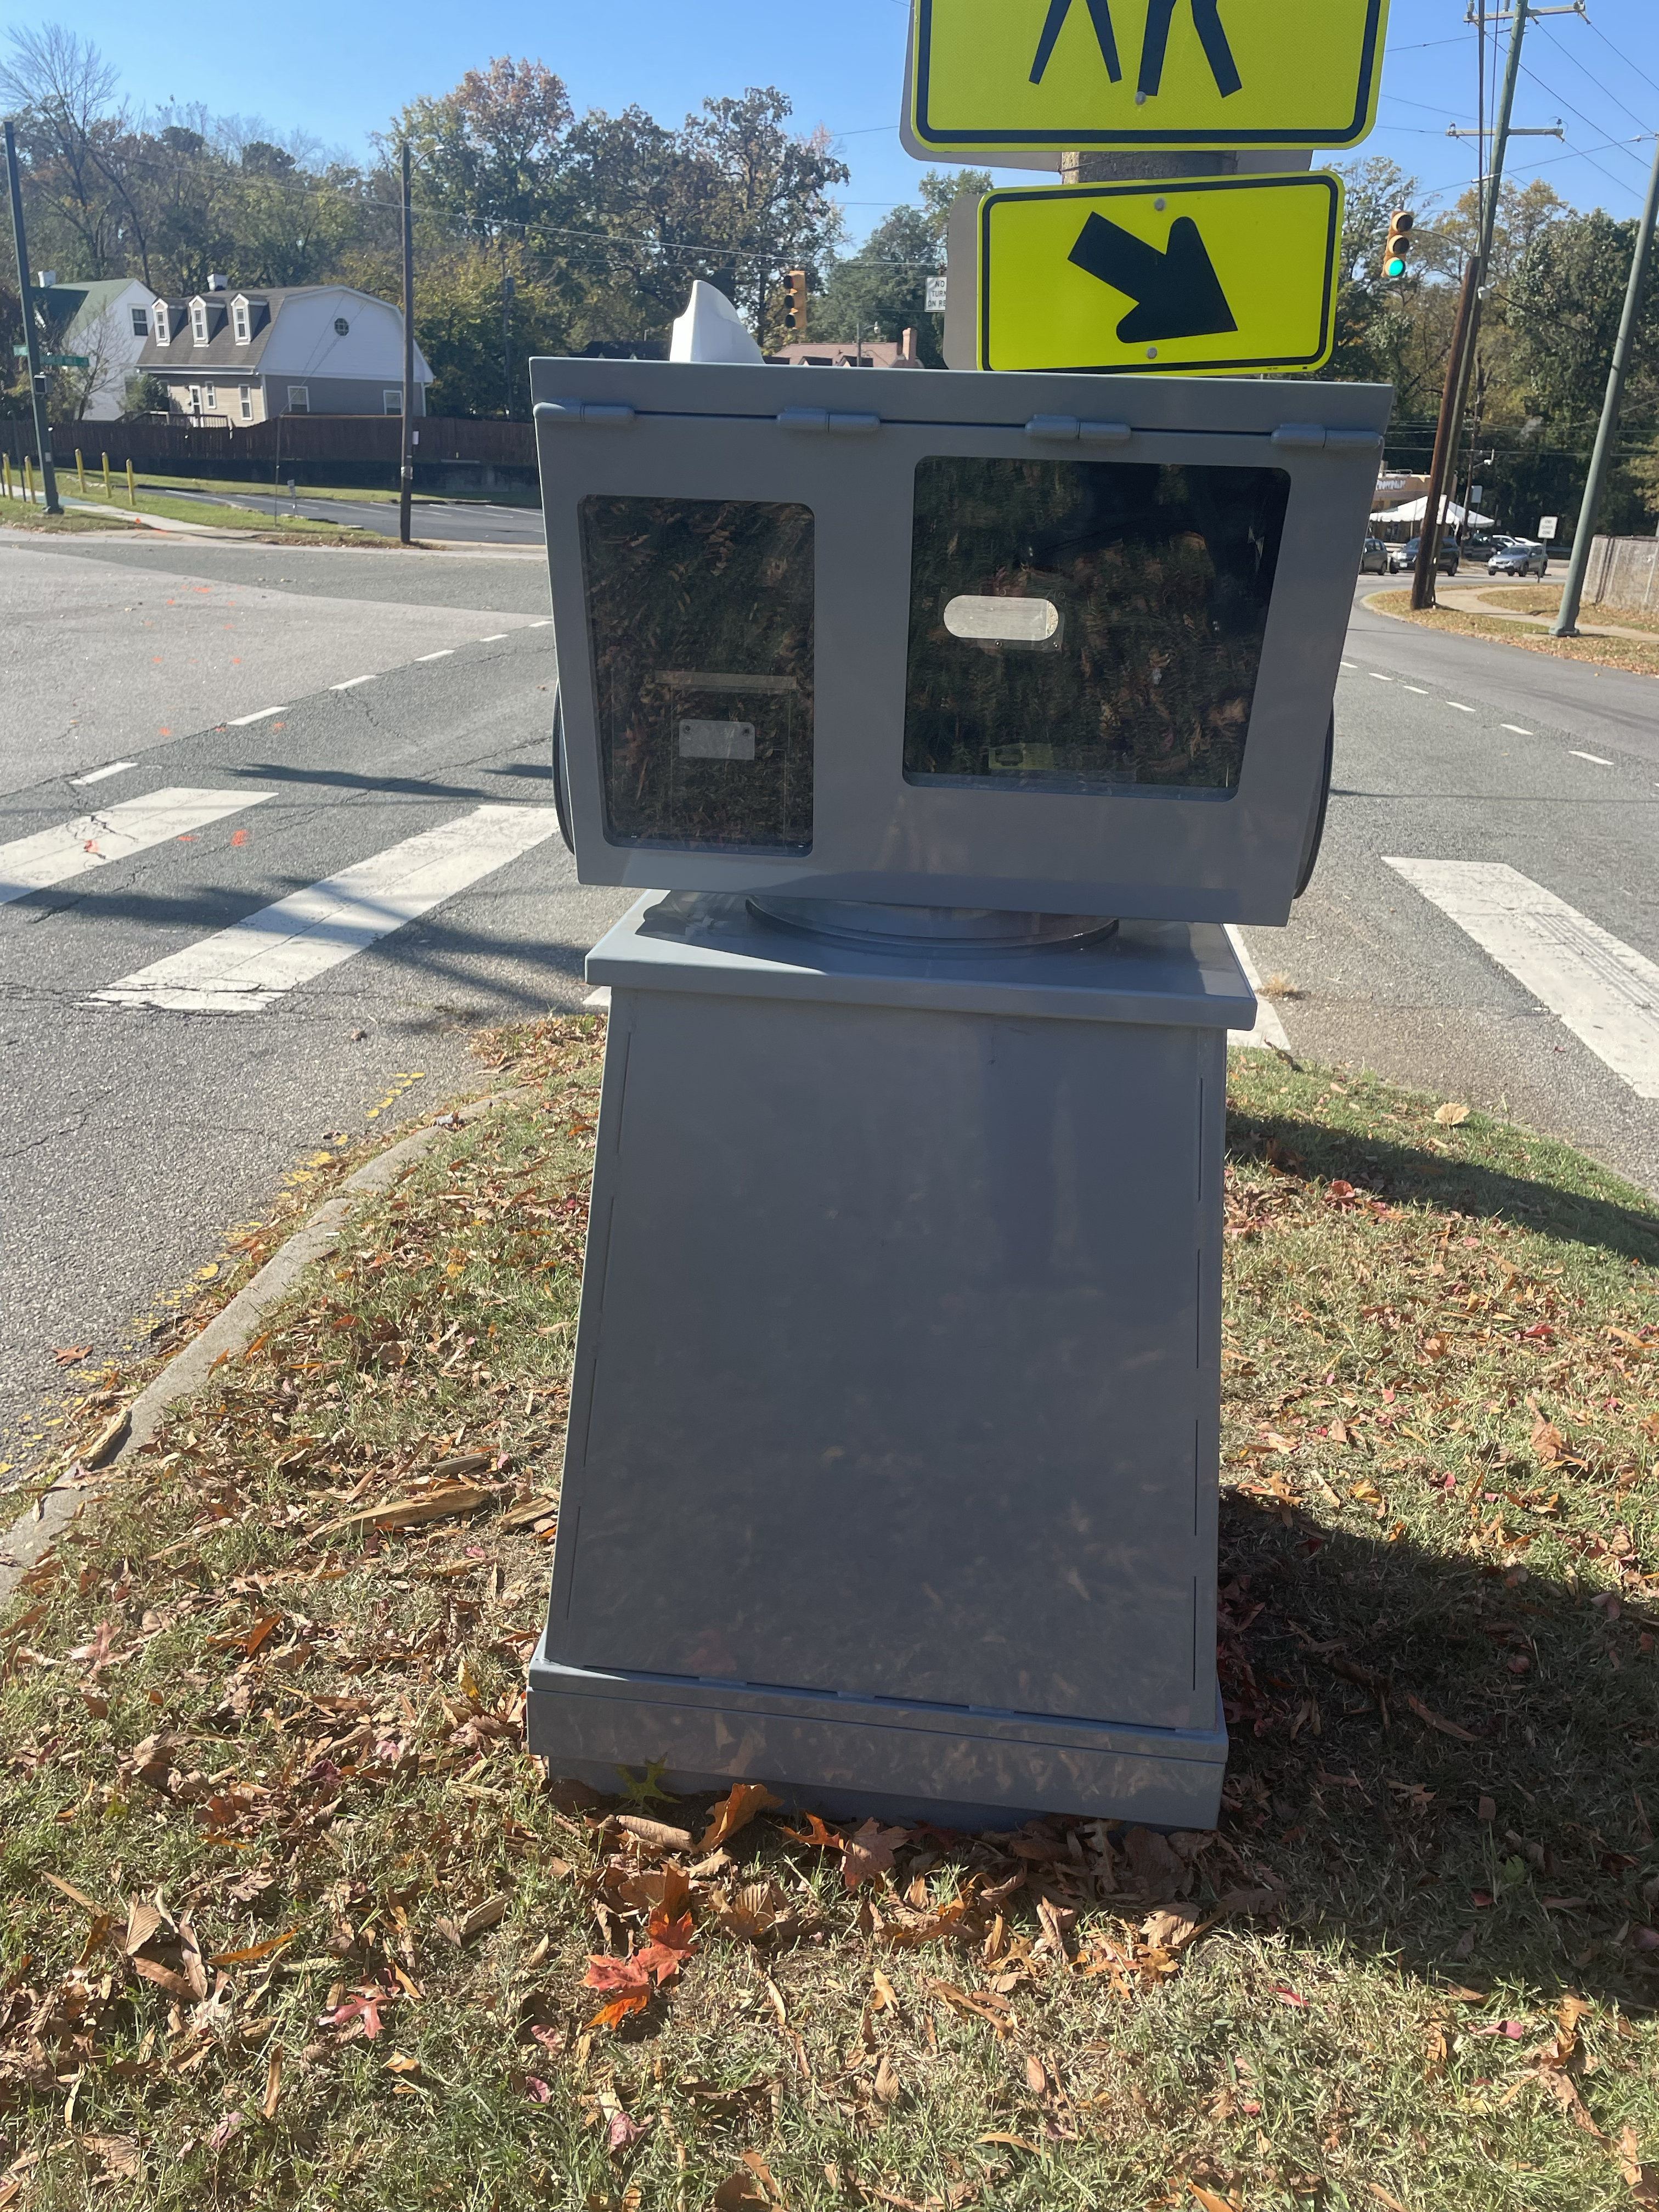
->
[1067,211,1238,345]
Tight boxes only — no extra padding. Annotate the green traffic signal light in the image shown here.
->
[1385,254,1407,279]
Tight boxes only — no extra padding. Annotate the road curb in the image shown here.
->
[0,1088,520,1606]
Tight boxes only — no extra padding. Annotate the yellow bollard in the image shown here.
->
[76,449,86,495]
[127,460,137,508]
[24,456,35,505]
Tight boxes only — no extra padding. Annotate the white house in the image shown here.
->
[134,278,433,422]
[37,277,161,419]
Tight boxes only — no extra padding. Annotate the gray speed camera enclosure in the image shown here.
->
[530,356,1389,924]
[526,895,1252,1829]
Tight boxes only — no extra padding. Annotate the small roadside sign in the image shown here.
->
[910,0,1389,157]
[925,274,949,312]
[1538,514,1559,540]
[977,173,1342,375]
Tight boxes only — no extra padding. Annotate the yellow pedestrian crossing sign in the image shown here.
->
[976,174,1344,375]
[911,0,1388,155]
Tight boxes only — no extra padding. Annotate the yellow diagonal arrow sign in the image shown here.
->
[977,174,1344,375]
[912,0,1387,155]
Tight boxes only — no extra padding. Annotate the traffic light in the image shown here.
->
[783,268,808,336]
[1383,210,1415,280]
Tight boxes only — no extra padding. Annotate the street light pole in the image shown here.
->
[4,117,61,516]
[1552,129,1659,637]
[399,140,415,548]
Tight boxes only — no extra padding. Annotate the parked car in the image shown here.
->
[1390,535,1459,576]
[1359,535,1389,574]
[1488,536,1549,578]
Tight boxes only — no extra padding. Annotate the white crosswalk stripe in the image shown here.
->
[1385,858,1659,1099]
[89,804,561,1014]
[0,788,270,906]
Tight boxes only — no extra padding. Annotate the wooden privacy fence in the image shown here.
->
[0,414,538,469]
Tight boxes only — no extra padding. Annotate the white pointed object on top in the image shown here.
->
[669,280,764,365]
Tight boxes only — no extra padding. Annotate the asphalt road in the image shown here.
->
[1,534,1655,1477]
[0,529,630,1466]
[141,482,546,545]
[1239,579,1659,1201]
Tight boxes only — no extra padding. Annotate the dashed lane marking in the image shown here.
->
[1570,750,1613,766]
[89,804,561,1015]
[228,706,288,726]
[1368,672,1393,682]
[1502,725,1533,736]
[415,650,455,662]
[477,633,509,642]
[1,788,271,906]
[1446,702,1476,713]
[1402,684,1427,694]
[70,761,136,788]
[1385,857,1659,1099]
[330,674,378,691]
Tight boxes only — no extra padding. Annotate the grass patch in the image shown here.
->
[1367,586,1659,678]
[1466,584,1659,638]
[2,1026,1657,2209]
[0,494,138,534]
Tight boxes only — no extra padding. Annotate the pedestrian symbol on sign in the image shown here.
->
[1029,0,1242,99]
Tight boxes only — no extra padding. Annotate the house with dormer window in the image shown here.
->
[135,277,432,423]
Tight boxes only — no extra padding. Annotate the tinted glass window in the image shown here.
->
[902,458,1289,794]
[579,496,814,851]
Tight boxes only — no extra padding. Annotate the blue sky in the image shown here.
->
[20,0,1659,241]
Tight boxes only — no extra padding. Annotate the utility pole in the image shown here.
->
[502,267,515,421]
[1553,128,1659,636]
[4,117,61,516]
[1411,262,1479,610]
[399,140,415,548]
[1417,1,1579,605]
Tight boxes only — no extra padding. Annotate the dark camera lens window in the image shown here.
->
[579,496,814,851]
[902,457,1289,794]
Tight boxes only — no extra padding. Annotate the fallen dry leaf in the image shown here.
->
[313,1484,493,1542]
[262,2046,283,2120]
[979,2132,1041,2154]
[1189,2187,1242,2212]
[1619,2125,1659,2205]
[1408,1695,1481,1745]
[614,1814,693,1853]
[1025,2053,1048,2096]
[701,1782,784,1851]
[82,2135,141,2181]
[843,1819,910,1891]
[1434,1102,1470,1127]
[779,1813,843,1852]
[874,2052,901,2104]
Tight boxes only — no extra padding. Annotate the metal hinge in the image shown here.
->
[1025,414,1132,444]
[776,408,881,435]
[1272,423,1383,451]
[534,400,636,426]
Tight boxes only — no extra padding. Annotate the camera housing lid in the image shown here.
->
[532,357,1389,923]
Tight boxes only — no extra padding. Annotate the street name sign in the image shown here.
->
[910,0,1388,157]
[977,173,1342,375]
[12,347,90,367]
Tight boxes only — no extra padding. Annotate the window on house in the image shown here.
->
[239,385,252,421]
[153,303,170,343]
[287,385,309,414]
[130,306,149,337]
[190,301,208,343]
[204,385,217,410]
[383,389,402,415]
[188,385,202,415]
[232,298,250,343]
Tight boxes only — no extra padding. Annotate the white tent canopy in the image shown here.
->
[1371,495,1496,528]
